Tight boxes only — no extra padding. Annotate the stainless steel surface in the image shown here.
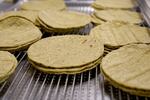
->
[0,0,150,100]
[145,0,150,8]
[138,0,150,26]
[0,0,23,12]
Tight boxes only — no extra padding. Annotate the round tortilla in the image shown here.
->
[27,35,104,69]
[94,10,142,24]
[101,44,150,96]
[20,0,66,11]
[0,51,18,81]
[37,17,78,33]
[92,0,135,10]
[90,22,150,48]
[38,10,91,32]
[0,11,39,25]
[0,16,42,52]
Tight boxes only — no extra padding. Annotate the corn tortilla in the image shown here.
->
[92,0,135,10]
[0,51,17,83]
[20,0,66,11]
[0,11,39,25]
[101,44,150,96]
[0,16,42,52]
[29,58,101,74]
[90,22,150,48]
[27,35,104,69]
[94,10,142,24]
[38,10,91,32]
[91,14,104,25]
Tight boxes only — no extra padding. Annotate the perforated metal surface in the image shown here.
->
[0,0,150,100]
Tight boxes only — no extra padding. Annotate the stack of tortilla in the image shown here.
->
[101,44,150,97]
[90,0,137,25]
[0,16,42,52]
[27,35,104,74]
[91,13,105,25]
[0,11,39,26]
[91,9,142,25]
[92,0,135,10]
[90,22,150,53]
[20,0,67,11]
[37,10,91,33]
[0,51,18,83]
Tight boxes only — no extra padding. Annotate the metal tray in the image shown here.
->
[0,0,23,12]
[0,0,150,100]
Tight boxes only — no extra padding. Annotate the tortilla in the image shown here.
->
[90,22,150,48]
[0,11,39,25]
[92,0,135,10]
[29,57,101,74]
[101,44,150,96]
[20,0,66,11]
[94,10,142,24]
[37,17,78,33]
[38,10,91,33]
[0,51,17,83]
[0,16,42,52]
[0,76,9,83]
[27,35,104,69]
[91,14,104,25]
